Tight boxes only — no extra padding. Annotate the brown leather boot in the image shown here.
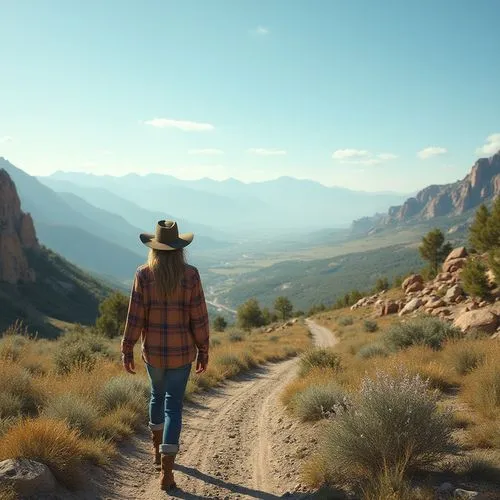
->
[151,429,163,466]
[160,454,177,491]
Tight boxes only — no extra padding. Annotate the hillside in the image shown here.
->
[353,150,500,233]
[0,169,111,336]
[45,171,408,232]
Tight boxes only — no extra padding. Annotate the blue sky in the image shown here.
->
[1,0,499,192]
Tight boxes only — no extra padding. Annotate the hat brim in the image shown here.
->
[139,232,194,251]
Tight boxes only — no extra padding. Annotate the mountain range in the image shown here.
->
[42,171,408,232]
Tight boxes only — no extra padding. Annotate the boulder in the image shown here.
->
[381,300,399,316]
[445,247,468,261]
[443,258,467,274]
[406,281,424,293]
[402,274,423,291]
[445,285,464,303]
[398,298,423,316]
[426,297,445,309]
[0,459,56,497]
[435,272,453,282]
[453,309,499,334]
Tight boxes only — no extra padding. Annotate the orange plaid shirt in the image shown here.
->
[121,264,210,369]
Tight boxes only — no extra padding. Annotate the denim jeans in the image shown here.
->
[145,363,191,455]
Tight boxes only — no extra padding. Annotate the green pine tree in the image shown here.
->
[419,229,452,277]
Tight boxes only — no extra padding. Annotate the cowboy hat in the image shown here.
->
[140,220,194,251]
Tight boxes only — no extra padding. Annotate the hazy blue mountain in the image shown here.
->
[38,177,231,245]
[47,171,408,232]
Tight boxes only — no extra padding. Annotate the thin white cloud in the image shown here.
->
[332,149,397,165]
[332,149,370,160]
[377,153,398,160]
[143,118,214,132]
[252,26,269,35]
[188,148,224,156]
[247,148,287,156]
[0,136,13,144]
[476,133,500,156]
[417,146,447,160]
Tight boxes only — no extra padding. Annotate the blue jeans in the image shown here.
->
[145,363,191,455]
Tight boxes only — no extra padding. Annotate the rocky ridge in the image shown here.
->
[0,169,38,284]
[352,150,500,232]
[351,246,500,338]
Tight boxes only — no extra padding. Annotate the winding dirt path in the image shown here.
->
[84,320,337,499]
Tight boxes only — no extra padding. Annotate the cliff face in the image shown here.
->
[0,169,38,284]
[353,151,500,233]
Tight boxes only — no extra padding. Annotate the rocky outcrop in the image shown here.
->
[453,309,499,334]
[0,458,56,497]
[0,169,38,284]
[352,151,500,232]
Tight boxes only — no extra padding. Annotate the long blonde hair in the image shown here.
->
[147,248,186,297]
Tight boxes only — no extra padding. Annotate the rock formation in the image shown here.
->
[0,169,38,284]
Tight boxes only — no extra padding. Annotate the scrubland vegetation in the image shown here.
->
[0,319,309,492]
[283,305,500,499]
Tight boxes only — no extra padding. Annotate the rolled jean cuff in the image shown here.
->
[149,422,164,431]
[160,444,179,455]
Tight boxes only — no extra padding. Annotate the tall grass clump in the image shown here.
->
[0,362,45,417]
[292,383,347,422]
[357,343,388,360]
[42,394,99,436]
[452,348,486,375]
[228,330,245,343]
[463,362,500,419]
[299,349,342,377]
[319,371,453,489]
[0,418,84,489]
[99,375,149,415]
[214,353,248,377]
[385,316,461,351]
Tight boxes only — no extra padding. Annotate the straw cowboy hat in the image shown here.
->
[140,220,194,251]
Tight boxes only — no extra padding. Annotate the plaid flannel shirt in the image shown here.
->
[121,264,210,369]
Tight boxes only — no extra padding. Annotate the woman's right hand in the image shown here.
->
[196,358,207,374]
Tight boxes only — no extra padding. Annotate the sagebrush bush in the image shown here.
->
[338,316,354,326]
[357,343,388,360]
[43,394,99,436]
[228,331,245,343]
[53,332,110,375]
[99,376,149,414]
[363,320,378,333]
[385,316,461,351]
[214,353,247,377]
[0,334,28,362]
[0,418,84,488]
[292,383,346,422]
[299,349,341,377]
[320,371,453,486]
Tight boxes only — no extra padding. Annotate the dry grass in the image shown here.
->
[0,319,311,489]
[287,303,500,497]
[0,418,84,489]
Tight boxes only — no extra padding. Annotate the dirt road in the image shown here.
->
[91,320,337,499]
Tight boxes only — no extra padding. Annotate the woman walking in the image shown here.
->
[121,220,210,492]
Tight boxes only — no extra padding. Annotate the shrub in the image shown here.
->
[299,349,341,377]
[53,332,110,375]
[43,394,99,436]
[95,292,129,338]
[95,406,140,441]
[210,337,221,347]
[212,315,227,332]
[214,353,247,377]
[237,298,265,330]
[320,371,453,486]
[0,418,84,489]
[357,343,388,360]
[269,335,280,343]
[363,320,378,333]
[452,348,485,375]
[292,383,347,422]
[461,259,490,299]
[0,393,23,419]
[99,376,149,414]
[338,316,354,326]
[385,316,461,351]
[228,331,245,343]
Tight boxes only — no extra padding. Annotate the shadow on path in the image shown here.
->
[171,464,285,499]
